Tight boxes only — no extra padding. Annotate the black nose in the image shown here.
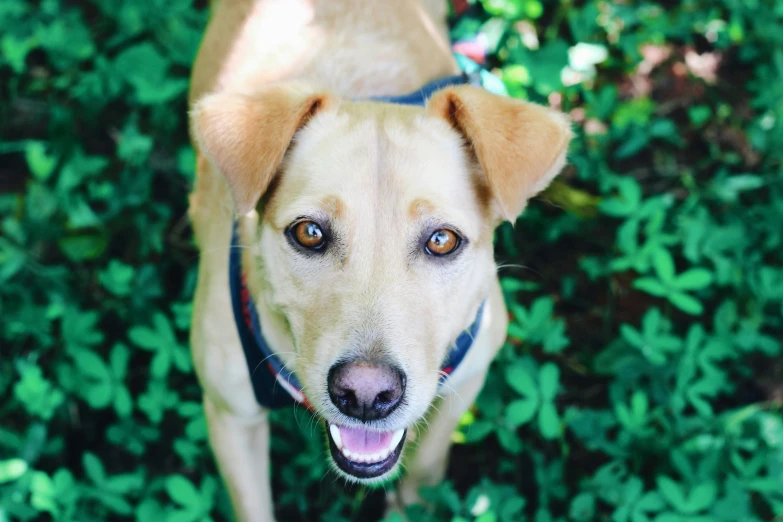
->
[327,361,406,422]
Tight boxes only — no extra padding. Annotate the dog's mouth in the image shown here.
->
[327,423,407,480]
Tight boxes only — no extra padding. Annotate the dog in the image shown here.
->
[187,0,572,520]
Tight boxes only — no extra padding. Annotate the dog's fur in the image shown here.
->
[187,1,572,520]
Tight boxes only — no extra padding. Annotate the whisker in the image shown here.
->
[495,262,542,279]
[429,370,469,415]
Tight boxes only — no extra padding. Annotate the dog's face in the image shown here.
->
[192,84,571,482]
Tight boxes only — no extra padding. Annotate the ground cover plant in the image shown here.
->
[1,0,782,520]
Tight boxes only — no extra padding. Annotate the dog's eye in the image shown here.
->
[425,229,461,256]
[292,220,326,250]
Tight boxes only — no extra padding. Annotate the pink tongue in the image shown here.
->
[338,425,393,453]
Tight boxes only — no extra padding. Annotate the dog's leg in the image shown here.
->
[204,397,275,522]
[389,370,487,511]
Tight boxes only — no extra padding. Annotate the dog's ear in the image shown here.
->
[190,85,335,214]
[427,86,572,222]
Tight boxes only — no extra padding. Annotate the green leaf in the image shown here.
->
[25,142,57,180]
[114,43,187,104]
[673,269,713,291]
[614,129,650,159]
[72,349,113,408]
[527,39,569,95]
[73,349,109,379]
[649,118,681,145]
[1,34,37,73]
[481,0,526,20]
[542,320,570,354]
[631,390,648,420]
[634,278,669,297]
[600,178,642,217]
[620,324,645,348]
[13,363,64,420]
[637,491,666,511]
[463,420,495,443]
[654,513,685,522]
[723,174,765,193]
[507,322,526,340]
[166,475,201,506]
[63,308,104,352]
[687,105,712,127]
[114,387,133,418]
[505,398,538,428]
[538,402,561,439]
[496,426,524,454]
[657,476,687,512]
[26,183,58,221]
[475,513,497,522]
[505,363,540,400]
[569,492,595,521]
[83,452,105,483]
[99,260,136,296]
[30,471,57,514]
[110,343,130,379]
[538,363,559,402]
[653,249,676,283]
[0,459,28,484]
[669,292,704,315]
[58,228,109,261]
[128,326,160,349]
[681,482,716,514]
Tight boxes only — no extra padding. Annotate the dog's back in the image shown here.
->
[189,0,458,104]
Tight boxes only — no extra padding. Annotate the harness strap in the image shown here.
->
[370,73,476,106]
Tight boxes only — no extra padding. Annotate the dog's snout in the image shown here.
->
[328,361,405,422]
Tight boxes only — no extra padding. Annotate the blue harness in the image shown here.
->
[229,73,486,409]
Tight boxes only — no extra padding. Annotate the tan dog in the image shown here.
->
[187,0,572,520]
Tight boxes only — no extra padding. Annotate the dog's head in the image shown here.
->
[191,83,571,482]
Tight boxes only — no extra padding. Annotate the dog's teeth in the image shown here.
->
[329,424,343,450]
[336,428,405,464]
[389,429,404,450]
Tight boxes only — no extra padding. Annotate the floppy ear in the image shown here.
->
[190,85,335,214]
[427,86,573,222]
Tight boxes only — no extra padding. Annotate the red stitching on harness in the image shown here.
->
[240,276,254,330]
[451,0,469,16]
[267,362,314,411]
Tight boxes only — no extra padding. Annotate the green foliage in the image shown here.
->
[2,0,782,521]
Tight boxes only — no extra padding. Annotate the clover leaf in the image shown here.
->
[504,359,562,439]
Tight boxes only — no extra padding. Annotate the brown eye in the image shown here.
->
[426,229,461,256]
[292,221,326,250]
